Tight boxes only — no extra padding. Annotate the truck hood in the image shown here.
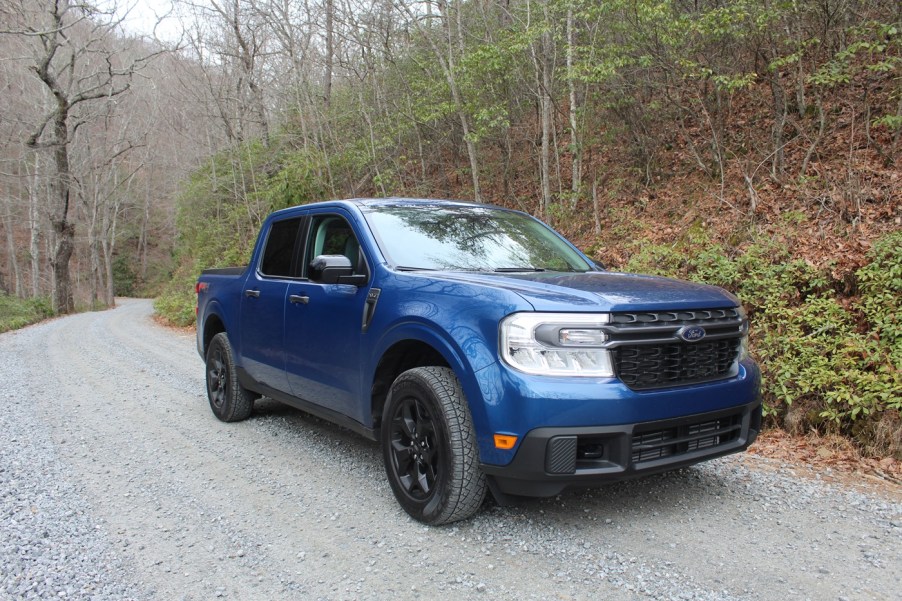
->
[429,270,739,312]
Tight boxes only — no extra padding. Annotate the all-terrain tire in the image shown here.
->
[381,366,486,525]
[205,332,255,422]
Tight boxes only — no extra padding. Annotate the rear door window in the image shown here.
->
[260,217,303,277]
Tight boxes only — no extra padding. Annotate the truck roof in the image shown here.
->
[269,197,510,218]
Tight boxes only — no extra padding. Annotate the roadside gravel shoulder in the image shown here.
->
[1,316,147,600]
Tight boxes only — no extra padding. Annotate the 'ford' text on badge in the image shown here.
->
[677,325,706,342]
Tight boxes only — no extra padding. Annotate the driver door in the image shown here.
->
[283,212,372,421]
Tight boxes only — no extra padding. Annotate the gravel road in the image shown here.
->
[1,298,900,601]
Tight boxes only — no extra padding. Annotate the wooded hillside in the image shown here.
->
[1,0,899,455]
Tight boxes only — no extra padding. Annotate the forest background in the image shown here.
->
[0,0,899,457]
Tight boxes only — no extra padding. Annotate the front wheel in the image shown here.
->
[205,332,255,422]
[381,367,486,525]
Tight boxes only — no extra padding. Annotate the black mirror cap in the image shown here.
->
[310,254,366,286]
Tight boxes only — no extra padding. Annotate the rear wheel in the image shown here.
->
[381,367,486,525]
[205,333,254,422]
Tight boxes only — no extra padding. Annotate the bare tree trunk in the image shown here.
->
[89,234,101,307]
[101,197,118,306]
[591,177,602,236]
[2,194,23,297]
[46,116,76,314]
[29,153,42,297]
[359,89,387,196]
[86,188,101,308]
[324,0,333,108]
[769,70,787,180]
[567,6,582,200]
[531,1,554,216]
[799,97,826,179]
[447,0,481,202]
[138,177,151,280]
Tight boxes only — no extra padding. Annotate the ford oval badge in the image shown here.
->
[678,325,706,342]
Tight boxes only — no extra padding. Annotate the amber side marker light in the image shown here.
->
[493,434,518,450]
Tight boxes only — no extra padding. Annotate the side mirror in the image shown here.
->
[310,255,367,286]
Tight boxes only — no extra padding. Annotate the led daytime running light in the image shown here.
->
[500,313,614,377]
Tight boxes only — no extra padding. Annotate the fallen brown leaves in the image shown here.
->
[749,429,902,496]
[151,313,196,336]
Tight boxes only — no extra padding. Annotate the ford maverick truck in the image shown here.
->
[196,198,761,524]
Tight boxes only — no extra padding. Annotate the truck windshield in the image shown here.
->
[364,205,592,272]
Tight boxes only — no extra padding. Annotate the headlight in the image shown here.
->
[500,313,614,377]
[738,309,750,360]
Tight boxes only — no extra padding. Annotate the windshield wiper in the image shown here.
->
[493,267,546,272]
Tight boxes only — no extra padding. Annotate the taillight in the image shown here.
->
[195,282,208,316]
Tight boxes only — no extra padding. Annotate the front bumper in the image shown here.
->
[480,398,761,498]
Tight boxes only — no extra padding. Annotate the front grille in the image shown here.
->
[614,338,740,389]
[632,413,743,464]
[607,308,744,390]
[611,308,739,325]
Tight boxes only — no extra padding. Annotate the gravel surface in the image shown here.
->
[1,298,900,600]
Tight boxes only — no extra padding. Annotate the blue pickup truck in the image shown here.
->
[196,198,761,524]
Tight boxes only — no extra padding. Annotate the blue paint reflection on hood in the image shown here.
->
[429,270,739,312]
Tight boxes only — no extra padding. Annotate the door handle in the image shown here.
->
[289,294,309,305]
[245,289,260,298]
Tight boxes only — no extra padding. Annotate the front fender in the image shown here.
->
[367,318,496,453]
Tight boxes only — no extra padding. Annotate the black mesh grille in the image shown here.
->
[608,308,744,390]
[632,413,743,464]
[613,339,740,389]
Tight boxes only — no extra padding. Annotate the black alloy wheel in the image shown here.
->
[207,343,228,412]
[388,395,439,500]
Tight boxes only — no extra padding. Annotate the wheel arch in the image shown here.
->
[370,339,450,430]
[201,311,227,357]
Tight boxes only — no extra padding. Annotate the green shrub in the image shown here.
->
[624,229,901,456]
[855,231,902,369]
[0,294,53,333]
[153,264,199,327]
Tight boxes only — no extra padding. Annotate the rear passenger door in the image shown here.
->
[239,216,305,393]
